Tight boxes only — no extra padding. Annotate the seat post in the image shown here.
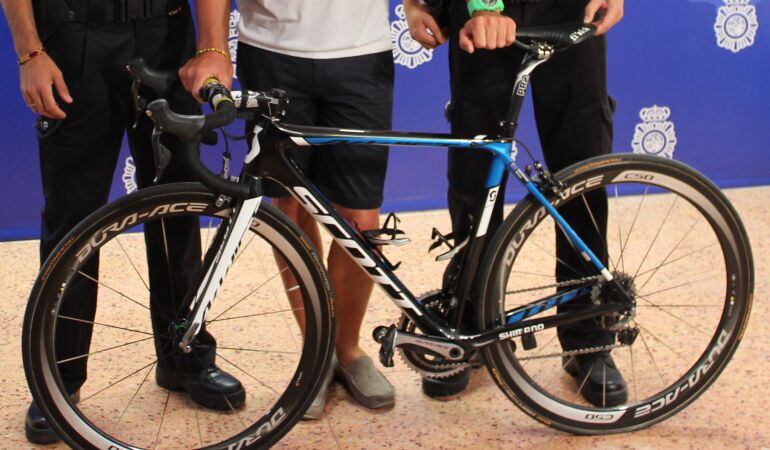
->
[502,47,552,139]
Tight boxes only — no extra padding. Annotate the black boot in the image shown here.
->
[563,353,628,407]
[156,364,246,411]
[25,400,59,445]
[25,390,79,445]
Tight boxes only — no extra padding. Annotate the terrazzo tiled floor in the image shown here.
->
[0,186,768,449]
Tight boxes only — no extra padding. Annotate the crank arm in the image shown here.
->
[374,325,467,367]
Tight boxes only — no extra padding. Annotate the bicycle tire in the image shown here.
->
[477,153,753,434]
[22,182,336,449]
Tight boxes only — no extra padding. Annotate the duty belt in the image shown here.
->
[65,0,183,23]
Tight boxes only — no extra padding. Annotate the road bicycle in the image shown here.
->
[22,23,754,449]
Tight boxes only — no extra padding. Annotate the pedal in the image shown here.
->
[521,332,538,350]
[373,325,397,367]
[362,213,411,247]
[429,228,468,262]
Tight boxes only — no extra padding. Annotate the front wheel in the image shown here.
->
[477,154,753,434]
[23,183,335,449]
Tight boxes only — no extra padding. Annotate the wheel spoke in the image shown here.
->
[632,196,678,280]
[207,307,305,325]
[617,186,649,273]
[57,336,155,364]
[636,217,701,293]
[116,361,157,425]
[214,346,299,355]
[637,323,692,367]
[525,236,586,280]
[159,218,182,320]
[215,352,281,396]
[638,272,717,299]
[80,358,159,404]
[637,327,667,386]
[77,271,157,317]
[637,294,712,337]
[116,236,150,292]
[629,345,638,403]
[58,314,154,336]
[153,382,173,450]
[207,266,290,324]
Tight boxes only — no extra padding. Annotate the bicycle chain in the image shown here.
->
[517,343,626,362]
[505,275,602,295]
[398,279,622,378]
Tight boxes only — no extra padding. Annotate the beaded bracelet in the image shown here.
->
[196,47,230,59]
[18,47,45,66]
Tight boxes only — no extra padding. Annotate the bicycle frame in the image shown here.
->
[181,50,624,354]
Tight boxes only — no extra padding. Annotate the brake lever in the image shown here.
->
[151,127,172,183]
[130,79,147,130]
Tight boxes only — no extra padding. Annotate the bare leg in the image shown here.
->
[326,204,379,367]
[271,197,379,368]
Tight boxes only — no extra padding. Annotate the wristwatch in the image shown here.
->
[467,0,504,17]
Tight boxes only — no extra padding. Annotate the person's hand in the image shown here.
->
[20,52,72,119]
[178,50,233,102]
[459,11,517,54]
[403,0,446,49]
[584,0,624,35]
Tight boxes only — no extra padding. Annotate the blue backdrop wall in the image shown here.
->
[0,0,768,241]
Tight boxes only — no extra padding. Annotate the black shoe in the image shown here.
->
[25,400,59,445]
[563,353,628,407]
[156,365,246,411]
[422,370,471,398]
[25,391,79,445]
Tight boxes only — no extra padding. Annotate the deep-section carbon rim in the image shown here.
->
[22,183,335,449]
[478,154,753,434]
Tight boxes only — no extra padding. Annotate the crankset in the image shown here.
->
[396,291,482,379]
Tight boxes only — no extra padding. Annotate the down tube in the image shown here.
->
[285,181,450,329]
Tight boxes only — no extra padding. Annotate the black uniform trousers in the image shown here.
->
[447,0,615,349]
[38,4,215,391]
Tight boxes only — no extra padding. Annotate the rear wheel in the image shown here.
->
[23,183,335,449]
[477,154,753,434]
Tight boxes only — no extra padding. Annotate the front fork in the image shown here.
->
[178,181,263,352]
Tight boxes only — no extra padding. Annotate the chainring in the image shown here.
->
[396,291,475,379]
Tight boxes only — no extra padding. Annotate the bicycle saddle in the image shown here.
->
[516,23,596,47]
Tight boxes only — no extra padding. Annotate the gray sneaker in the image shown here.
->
[302,354,336,420]
[335,356,395,409]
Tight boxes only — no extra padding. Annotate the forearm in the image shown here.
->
[0,0,42,56]
[193,0,229,50]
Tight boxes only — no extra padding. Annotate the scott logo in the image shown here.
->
[292,187,422,315]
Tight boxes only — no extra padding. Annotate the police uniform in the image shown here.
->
[445,0,615,349]
[35,0,215,394]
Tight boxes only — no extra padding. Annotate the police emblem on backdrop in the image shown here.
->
[391,4,434,69]
[631,106,678,159]
[122,156,138,194]
[229,9,240,78]
[714,0,759,53]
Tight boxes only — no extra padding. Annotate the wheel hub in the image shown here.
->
[591,271,637,332]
